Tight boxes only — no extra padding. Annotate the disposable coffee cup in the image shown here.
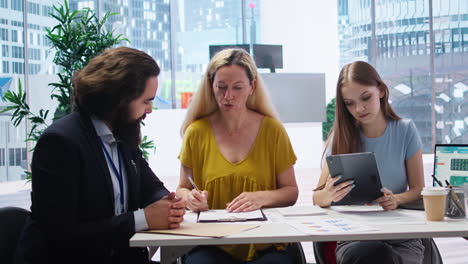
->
[421,187,448,221]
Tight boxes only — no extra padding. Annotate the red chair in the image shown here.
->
[313,239,442,264]
[313,241,336,264]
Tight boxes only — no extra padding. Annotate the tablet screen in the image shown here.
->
[326,152,383,205]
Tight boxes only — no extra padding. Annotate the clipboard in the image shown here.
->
[197,209,267,222]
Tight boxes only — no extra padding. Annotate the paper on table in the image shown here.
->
[287,218,379,234]
[198,209,266,222]
[342,210,426,225]
[277,205,328,216]
[331,205,384,212]
[145,223,259,238]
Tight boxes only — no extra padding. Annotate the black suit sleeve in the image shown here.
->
[134,149,170,208]
[32,131,134,248]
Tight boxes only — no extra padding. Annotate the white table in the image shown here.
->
[130,207,468,263]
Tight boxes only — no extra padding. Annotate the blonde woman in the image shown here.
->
[176,49,298,264]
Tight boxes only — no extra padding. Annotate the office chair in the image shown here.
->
[313,239,442,264]
[290,242,307,264]
[0,207,30,264]
[421,238,443,264]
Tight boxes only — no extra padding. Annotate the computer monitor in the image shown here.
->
[252,44,283,72]
[433,144,468,186]
[209,44,250,59]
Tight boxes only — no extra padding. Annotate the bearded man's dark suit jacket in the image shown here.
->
[15,111,170,264]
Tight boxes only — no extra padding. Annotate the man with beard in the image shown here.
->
[15,47,186,264]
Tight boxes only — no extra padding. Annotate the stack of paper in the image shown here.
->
[277,205,328,216]
[287,218,379,234]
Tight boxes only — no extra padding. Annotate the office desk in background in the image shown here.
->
[130,207,468,264]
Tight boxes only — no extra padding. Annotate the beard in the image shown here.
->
[111,107,146,149]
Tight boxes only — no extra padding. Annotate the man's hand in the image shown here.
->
[144,192,186,230]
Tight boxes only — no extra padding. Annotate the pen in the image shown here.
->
[445,180,465,215]
[186,174,199,191]
[432,175,443,187]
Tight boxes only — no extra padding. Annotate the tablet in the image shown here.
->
[326,152,383,205]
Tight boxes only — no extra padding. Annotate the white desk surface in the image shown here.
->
[130,207,468,248]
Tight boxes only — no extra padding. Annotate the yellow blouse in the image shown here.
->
[179,116,297,261]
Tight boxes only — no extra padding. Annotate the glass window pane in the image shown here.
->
[0,0,27,181]
[374,0,433,152]
[433,0,468,145]
[102,0,172,108]
[170,0,256,109]
[15,148,20,166]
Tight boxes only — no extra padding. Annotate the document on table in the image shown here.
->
[331,205,384,212]
[287,218,379,234]
[198,209,267,222]
[277,205,328,216]
[145,223,259,238]
[340,210,426,225]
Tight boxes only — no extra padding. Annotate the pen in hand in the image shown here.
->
[185,174,208,211]
[186,174,199,191]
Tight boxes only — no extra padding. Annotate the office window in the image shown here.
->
[2,61,9,73]
[2,44,8,57]
[12,46,23,58]
[11,0,23,11]
[0,18,7,24]
[342,0,468,151]
[15,148,20,166]
[11,29,17,42]
[21,147,26,161]
[12,62,24,74]
[9,148,14,166]
[42,6,53,16]
[0,148,4,166]
[0,28,7,40]
[0,0,7,8]
[11,20,23,27]
[27,2,39,15]
[28,48,40,60]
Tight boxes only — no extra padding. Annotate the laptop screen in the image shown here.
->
[434,144,468,186]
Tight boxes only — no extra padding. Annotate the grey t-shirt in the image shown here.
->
[361,119,422,194]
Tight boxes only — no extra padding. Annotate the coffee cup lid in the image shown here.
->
[421,187,448,196]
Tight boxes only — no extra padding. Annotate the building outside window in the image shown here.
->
[338,0,468,152]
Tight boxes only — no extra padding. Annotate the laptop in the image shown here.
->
[400,144,468,211]
[433,144,468,187]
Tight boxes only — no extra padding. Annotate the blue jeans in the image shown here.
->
[183,245,296,264]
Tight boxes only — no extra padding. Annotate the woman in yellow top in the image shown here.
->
[176,48,298,264]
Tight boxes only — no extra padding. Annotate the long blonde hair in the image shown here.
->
[180,48,278,135]
[326,61,400,155]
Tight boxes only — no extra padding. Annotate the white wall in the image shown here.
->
[259,0,339,103]
[141,109,323,181]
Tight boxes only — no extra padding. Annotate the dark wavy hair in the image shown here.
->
[73,46,160,121]
[73,47,160,147]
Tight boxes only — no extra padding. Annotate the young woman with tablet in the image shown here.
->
[313,61,425,264]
